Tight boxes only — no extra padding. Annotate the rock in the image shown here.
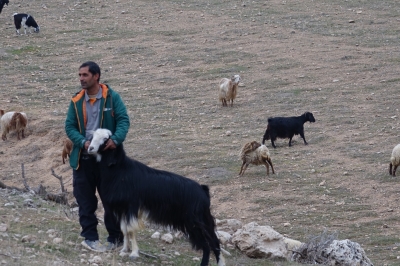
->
[216,231,232,244]
[322,239,373,265]
[0,224,8,232]
[88,256,102,264]
[161,233,173,244]
[216,219,242,234]
[46,229,56,234]
[283,237,303,251]
[53,238,63,244]
[151,231,161,239]
[231,222,289,259]
[21,234,36,243]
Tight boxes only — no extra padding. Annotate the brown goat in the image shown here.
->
[62,138,73,164]
[1,111,28,141]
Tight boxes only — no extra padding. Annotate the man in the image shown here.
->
[65,61,130,252]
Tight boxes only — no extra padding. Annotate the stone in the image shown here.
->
[161,233,173,244]
[0,224,8,232]
[231,222,288,259]
[216,219,242,234]
[322,239,373,266]
[88,256,102,264]
[151,231,161,239]
[216,231,232,244]
[53,238,63,244]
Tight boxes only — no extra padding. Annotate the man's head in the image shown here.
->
[79,61,101,91]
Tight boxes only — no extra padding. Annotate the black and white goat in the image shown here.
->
[13,13,40,35]
[87,129,225,266]
[0,0,9,15]
[262,112,316,148]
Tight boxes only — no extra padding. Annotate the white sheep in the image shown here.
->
[219,74,241,107]
[239,140,275,177]
[0,110,28,141]
[389,144,400,177]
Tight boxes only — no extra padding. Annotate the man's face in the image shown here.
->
[79,66,98,90]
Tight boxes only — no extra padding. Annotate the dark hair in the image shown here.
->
[79,61,101,82]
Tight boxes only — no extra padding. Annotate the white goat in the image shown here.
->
[239,141,275,177]
[219,74,241,107]
[389,144,400,177]
[0,110,28,141]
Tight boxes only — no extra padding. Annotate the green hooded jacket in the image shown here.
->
[65,84,130,170]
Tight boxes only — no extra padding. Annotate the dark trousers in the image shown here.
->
[73,155,123,243]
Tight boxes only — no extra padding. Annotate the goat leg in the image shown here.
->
[300,133,308,145]
[288,137,293,147]
[394,165,398,177]
[264,162,269,176]
[267,158,275,174]
[239,162,246,176]
[271,140,276,149]
[239,163,249,176]
[389,163,393,176]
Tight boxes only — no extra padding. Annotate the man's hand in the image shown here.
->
[84,140,91,150]
[104,139,116,151]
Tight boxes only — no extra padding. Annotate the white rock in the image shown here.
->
[161,233,173,244]
[216,231,232,244]
[216,219,242,234]
[0,224,8,232]
[46,229,56,234]
[232,222,289,259]
[88,255,102,264]
[283,237,303,251]
[21,234,36,243]
[151,232,161,239]
[323,239,373,265]
[53,238,63,244]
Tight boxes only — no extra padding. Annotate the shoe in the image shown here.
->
[105,240,123,251]
[81,240,106,252]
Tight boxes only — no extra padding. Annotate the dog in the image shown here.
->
[0,0,9,15]
[13,13,40,34]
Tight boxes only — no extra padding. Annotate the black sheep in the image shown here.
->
[0,0,9,15]
[262,112,316,148]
